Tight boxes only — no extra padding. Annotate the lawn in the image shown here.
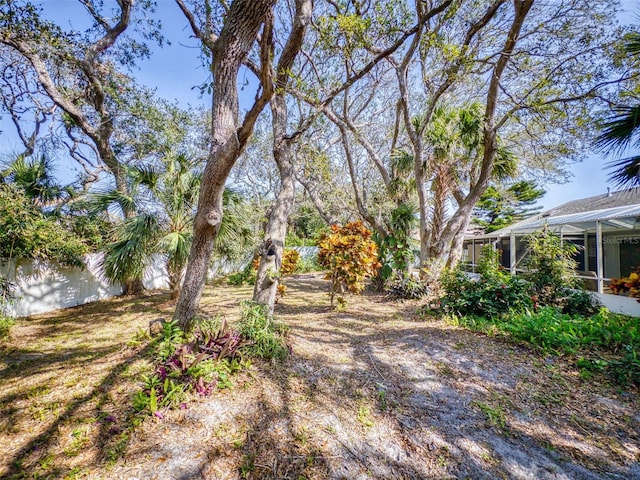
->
[1,273,638,479]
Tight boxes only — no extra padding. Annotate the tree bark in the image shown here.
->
[253,0,313,312]
[174,0,276,330]
[423,0,534,278]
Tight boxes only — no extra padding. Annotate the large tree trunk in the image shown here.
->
[174,0,276,330]
[421,0,533,281]
[252,0,312,312]
[253,143,296,310]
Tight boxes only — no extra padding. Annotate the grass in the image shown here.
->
[445,306,640,386]
[0,315,15,340]
[0,292,175,479]
[1,274,638,479]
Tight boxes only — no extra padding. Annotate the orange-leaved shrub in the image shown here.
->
[318,221,381,308]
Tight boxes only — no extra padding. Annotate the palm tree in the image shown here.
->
[0,153,72,208]
[99,153,200,298]
[99,153,255,298]
[597,32,640,187]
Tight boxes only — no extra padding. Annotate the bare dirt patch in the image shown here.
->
[1,273,638,479]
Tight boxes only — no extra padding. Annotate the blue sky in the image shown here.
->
[1,0,638,210]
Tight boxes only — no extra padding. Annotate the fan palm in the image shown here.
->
[1,154,72,208]
[597,32,640,187]
[99,154,255,298]
[99,153,199,298]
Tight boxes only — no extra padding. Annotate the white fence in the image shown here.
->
[0,247,320,318]
[0,254,168,318]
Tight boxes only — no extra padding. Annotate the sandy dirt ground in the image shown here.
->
[112,273,640,480]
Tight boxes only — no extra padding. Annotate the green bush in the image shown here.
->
[522,228,580,306]
[238,301,289,361]
[0,315,15,340]
[561,288,600,316]
[227,262,256,286]
[387,273,429,299]
[294,254,322,273]
[440,268,533,317]
[0,184,87,266]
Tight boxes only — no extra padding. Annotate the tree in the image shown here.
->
[0,0,164,210]
[252,0,312,311]
[473,181,545,233]
[0,153,72,208]
[317,221,381,308]
[597,31,640,187]
[172,0,278,328]
[0,183,86,267]
[99,153,201,297]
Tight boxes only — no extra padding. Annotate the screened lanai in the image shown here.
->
[463,189,640,307]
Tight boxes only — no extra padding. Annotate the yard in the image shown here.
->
[1,273,638,479]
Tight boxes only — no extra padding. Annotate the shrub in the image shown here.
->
[294,254,321,273]
[134,318,249,415]
[0,184,87,267]
[238,301,289,361]
[227,261,257,286]
[522,228,580,305]
[609,265,640,299]
[386,273,429,299]
[561,288,600,316]
[440,268,533,317]
[318,221,381,308]
[446,306,639,386]
[0,315,15,340]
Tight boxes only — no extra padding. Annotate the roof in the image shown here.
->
[470,188,640,238]
[542,188,640,217]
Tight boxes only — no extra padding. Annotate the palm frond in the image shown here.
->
[85,189,137,218]
[492,146,518,180]
[624,31,640,56]
[596,105,640,154]
[606,154,640,188]
[390,149,414,174]
[158,230,192,274]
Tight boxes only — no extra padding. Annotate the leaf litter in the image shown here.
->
[0,273,638,479]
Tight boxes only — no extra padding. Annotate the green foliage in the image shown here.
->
[441,245,533,317]
[0,315,15,340]
[440,267,533,318]
[227,262,257,286]
[595,28,640,187]
[99,154,255,295]
[0,154,71,206]
[473,181,546,233]
[386,273,429,299]
[318,221,381,308]
[287,204,325,246]
[446,307,639,386]
[522,228,581,306]
[102,214,159,289]
[214,188,257,262]
[134,317,251,415]
[375,203,418,287]
[294,254,322,273]
[238,301,289,361]
[0,184,87,266]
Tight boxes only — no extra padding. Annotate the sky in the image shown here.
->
[0,0,638,211]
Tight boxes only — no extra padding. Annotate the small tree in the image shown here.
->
[522,227,579,306]
[473,181,546,233]
[317,221,381,308]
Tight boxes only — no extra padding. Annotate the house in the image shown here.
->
[463,188,640,316]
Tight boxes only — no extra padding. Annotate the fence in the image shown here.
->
[0,247,320,318]
[0,254,167,318]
